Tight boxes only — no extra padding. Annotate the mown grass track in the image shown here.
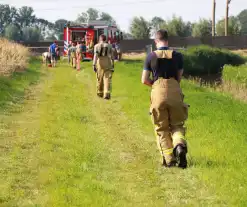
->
[1,59,247,206]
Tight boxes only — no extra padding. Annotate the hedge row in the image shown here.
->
[181,45,246,76]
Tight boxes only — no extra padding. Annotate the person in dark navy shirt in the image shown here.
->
[144,47,184,84]
[141,30,189,169]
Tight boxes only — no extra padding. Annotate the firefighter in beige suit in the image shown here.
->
[93,34,114,100]
[142,30,189,169]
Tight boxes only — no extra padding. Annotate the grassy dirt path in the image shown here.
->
[1,59,247,206]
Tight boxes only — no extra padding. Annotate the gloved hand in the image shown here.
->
[93,65,97,73]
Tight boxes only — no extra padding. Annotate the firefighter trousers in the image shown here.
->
[150,78,189,165]
[76,53,82,70]
[70,53,76,68]
[96,68,113,98]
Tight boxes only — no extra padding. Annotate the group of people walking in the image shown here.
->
[66,36,118,100]
[67,41,87,70]
[43,30,189,170]
[92,31,189,169]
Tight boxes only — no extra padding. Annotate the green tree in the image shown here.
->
[76,8,117,25]
[57,33,64,40]
[4,25,21,41]
[55,19,68,32]
[76,12,88,23]
[0,4,17,35]
[184,21,193,37]
[130,16,151,39]
[192,19,212,37]
[238,9,247,35]
[54,19,67,39]
[76,8,99,23]
[34,18,55,40]
[166,15,191,37]
[151,16,165,36]
[0,4,53,40]
[22,27,42,41]
[216,16,241,36]
[87,8,99,21]
[99,12,116,24]
[36,18,54,29]
[45,34,57,41]
[16,6,36,28]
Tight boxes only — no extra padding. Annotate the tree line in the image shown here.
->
[0,3,247,41]
[0,5,117,41]
[131,9,247,39]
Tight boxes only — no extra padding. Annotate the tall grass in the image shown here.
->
[188,63,247,102]
[222,64,247,87]
[0,38,30,76]
[218,64,247,101]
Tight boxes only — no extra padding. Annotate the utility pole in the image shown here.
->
[212,0,216,36]
[225,0,231,36]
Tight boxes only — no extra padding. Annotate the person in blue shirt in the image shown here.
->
[81,41,86,52]
[49,41,57,67]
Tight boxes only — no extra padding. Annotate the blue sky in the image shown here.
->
[2,0,247,32]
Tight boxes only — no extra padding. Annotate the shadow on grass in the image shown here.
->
[0,58,43,112]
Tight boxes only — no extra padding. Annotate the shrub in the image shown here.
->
[181,45,246,76]
[0,38,30,76]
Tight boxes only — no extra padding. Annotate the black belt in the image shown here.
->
[158,76,176,80]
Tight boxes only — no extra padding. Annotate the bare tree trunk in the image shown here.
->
[212,0,216,36]
[225,0,231,36]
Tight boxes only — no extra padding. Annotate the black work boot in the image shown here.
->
[97,93,103,98]
[162,158,177,168]
[104,94,111,100]
[174,145,187,169]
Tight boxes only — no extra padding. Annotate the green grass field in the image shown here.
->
[0,59,41,110]
[1,58,247,206]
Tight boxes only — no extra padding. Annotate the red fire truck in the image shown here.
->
[63,20,123,60]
